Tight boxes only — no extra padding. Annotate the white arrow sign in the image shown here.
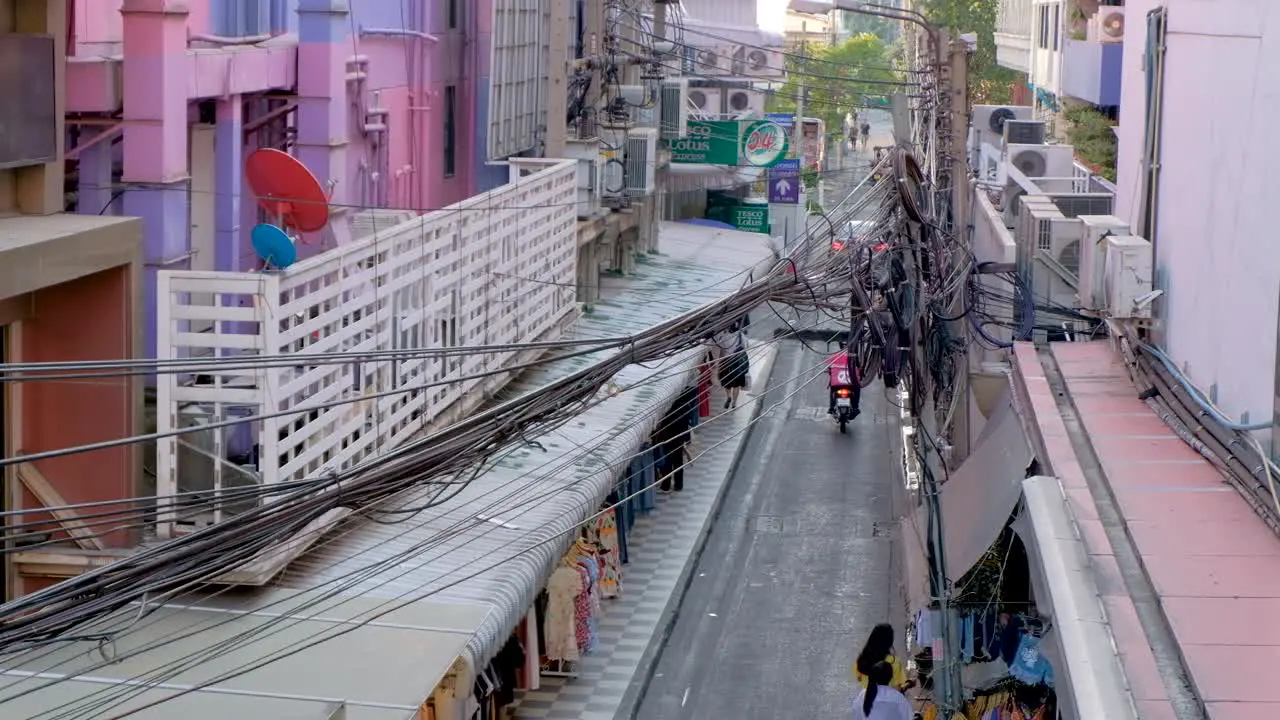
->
[774,179,792,194]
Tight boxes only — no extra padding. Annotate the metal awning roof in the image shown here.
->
[0,590,487,720]
[273,224,775,673]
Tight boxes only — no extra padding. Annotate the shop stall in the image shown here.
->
[910,528,1059,720]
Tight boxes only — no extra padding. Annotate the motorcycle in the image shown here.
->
[832,384,857,434]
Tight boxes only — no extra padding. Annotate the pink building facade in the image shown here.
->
[66,0,487,355]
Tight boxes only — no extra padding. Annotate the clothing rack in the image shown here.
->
[541,659,579,678]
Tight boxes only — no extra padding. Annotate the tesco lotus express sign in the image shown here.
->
[740,120,789,168]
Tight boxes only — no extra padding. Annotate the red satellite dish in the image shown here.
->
[244,149,331,235]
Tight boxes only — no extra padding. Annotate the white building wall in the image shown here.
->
[1113,0,1278,432]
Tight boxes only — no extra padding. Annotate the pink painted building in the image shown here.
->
[66,0,487,355]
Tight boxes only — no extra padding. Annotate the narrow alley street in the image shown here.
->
[633,340,899,720]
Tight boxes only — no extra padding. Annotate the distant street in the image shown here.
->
[634,339,900,719]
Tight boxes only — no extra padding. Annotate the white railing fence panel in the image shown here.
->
[156,161,579,535]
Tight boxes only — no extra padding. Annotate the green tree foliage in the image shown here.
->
[915,0,1020,104]
[837,9,899,44]
[766,34,900,132]
[1062,104,1117,181]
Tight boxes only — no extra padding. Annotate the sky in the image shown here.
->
[758,0,789,29]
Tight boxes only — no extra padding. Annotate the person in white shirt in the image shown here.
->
[853,661,913,720]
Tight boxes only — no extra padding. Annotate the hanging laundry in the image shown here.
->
[606,490,630,564]
[1008,633,1054,687]
[543,565,582,663]
[573,561,593,653]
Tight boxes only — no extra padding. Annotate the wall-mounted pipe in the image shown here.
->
[359,27,440,43]
[189,32,272,46]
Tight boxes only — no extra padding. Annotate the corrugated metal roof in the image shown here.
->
[275,223,775,672]
[0,591,487,719]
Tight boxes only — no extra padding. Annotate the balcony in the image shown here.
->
[154,160,580,540]
[1061,38,1123,106]
[994,0,1033,73]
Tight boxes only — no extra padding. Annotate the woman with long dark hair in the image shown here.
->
[852,661,912,720]
[854,623,910,691]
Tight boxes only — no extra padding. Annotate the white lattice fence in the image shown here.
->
[156,161,578,535]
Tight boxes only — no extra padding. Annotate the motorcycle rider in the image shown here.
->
[827,341,861,418]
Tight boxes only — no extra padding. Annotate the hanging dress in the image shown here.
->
[596,511,622,598]
[544,565,583,662]
[583,556,601,650]
[573,562,593,653]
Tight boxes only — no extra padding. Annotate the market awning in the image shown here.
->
[269,225,776,679]
[0,590,488,719]
[921,382,1033,585]
[1015,476,1137,720]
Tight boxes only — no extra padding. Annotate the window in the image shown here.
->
[1038,5,1050,49]
[448,0,459,29]
[216,0,287,37]
[1052,4,1060,50]
[444,85,457,178]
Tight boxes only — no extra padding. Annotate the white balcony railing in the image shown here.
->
[155,160,579,537]
[997,0,1033,37]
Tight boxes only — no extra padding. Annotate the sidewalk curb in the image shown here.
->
[614,339,781,720]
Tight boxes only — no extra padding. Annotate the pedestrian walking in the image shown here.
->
[854,623,911,691]
[852,661,913,720]
[714,320,750,409]
[860,122,871,150]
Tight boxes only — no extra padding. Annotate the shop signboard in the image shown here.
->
[739,120,790,168]
[667,120,740,165]
[731,204,770,234]
[767,159,801,204]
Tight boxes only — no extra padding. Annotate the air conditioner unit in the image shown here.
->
[1104,235,1154,318]
[599,126,627,199]
[726,88,764,118]
[1077,215,1129,310]
[741,47,785,78]
[979,141,1005,185]
[1088,7,1126,44]
[1003,120,1047,146]
[563,138,605,219]
[624,128,659,196]
[618,85,655,126]
[659,79,689,139]
[1006,144,1075,180]
[1016,200,1084,334]
[687,87,723,117]
[972,105,1032,148]
[694,47,723,75]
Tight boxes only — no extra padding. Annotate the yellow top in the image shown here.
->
[854,653,908,690]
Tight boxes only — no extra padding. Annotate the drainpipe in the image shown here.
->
[296,0,353,251]
[188,32,272,45]
[121,0,191,359]
[215,96,243,272]
[359,27,440,43]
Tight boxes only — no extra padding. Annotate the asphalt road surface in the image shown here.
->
[634,339,901,719]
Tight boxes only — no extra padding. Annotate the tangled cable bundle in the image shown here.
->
[0,150,937,657]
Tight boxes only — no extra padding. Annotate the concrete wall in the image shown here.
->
[1113,0,1277,430]
[20,266,138,550]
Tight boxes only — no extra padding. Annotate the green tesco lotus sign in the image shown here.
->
[667,121,740,165]
[731,205,769,234]
[666,119,790,168]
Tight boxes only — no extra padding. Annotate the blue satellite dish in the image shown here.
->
[251,223,297,269]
